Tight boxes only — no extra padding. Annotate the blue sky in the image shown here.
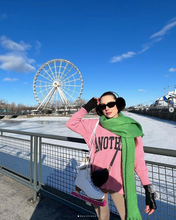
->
[0,0,176,107]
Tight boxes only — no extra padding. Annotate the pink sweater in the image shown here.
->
[66,107,150,194]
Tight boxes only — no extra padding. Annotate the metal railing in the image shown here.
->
[0,128,176,220]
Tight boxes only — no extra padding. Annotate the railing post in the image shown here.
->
[30,135,33,185]
[32,135,38,203]
[38,137,42,188]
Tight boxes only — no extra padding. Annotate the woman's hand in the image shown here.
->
[95,97,100,106]
[144,184,157,215]
[145,205,155,215]
[83,97,100,112]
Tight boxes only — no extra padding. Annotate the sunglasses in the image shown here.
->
[99,101,116,110]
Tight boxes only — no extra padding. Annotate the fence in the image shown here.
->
[130,108,176,122]
[0,128,176,220]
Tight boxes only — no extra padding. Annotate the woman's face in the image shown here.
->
[100,95,119,118]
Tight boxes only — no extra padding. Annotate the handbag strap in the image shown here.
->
[88,119,100,167]
[108,137,121,172]
[89,119,100,158]
[89,119,99,146]
[88,120,121,172]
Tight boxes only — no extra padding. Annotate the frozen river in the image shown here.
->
[0,111,176,164]
[0,111,176,148]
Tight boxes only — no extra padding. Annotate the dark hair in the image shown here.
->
[96,91,126,116]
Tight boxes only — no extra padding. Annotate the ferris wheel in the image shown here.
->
[33,59,83,110]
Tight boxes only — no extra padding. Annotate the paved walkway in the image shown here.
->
[0,173,93,220]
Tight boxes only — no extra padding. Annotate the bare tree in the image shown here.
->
[4,103,9,113]
[10,102,16,114]
[16,103,25,114]
[75,99,86,108]
[0,99,8,104]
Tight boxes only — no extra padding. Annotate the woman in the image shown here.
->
[66,91,157,220]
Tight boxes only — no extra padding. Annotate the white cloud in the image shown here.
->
[110,51,136,63]
[23,82,28,84]
[0,36,31,51]
[110,18,176,63]
[164,75,169,77]
[35,40,42,54]
[138,46,150,54]
[150,17,176,39]
[138,89,146,92]
[152,37,162,43]
[0,55,36,73]
[0,36,36,73]
[3,78,18,82]
[169,68,176,72]
[139,23,172,54]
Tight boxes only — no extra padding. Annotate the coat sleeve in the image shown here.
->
[134,136,151,186]
[66,107,98,144]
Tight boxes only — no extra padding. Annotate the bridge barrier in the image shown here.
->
[0,128,176,220]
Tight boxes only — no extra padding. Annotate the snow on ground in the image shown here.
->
[123,112,176,150]
[123,112,176,165]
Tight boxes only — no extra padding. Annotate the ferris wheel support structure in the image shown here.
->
[57,87,69,106]
[36,87,55,110]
